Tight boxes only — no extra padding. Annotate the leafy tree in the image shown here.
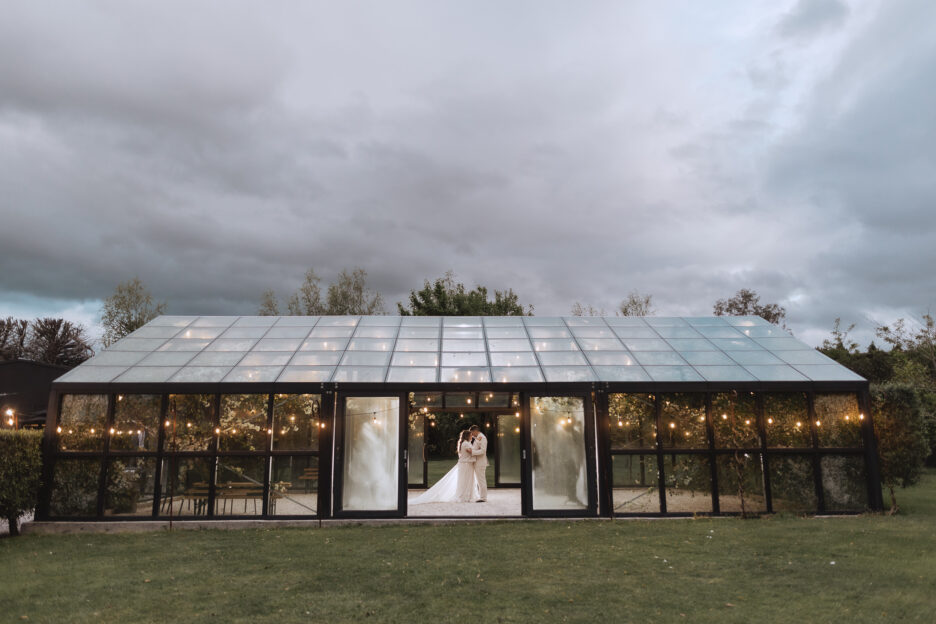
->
[872,384,929,513]
[286,268,326,315]
[27,318,94,367]
[876,313,936,381]
[570,302,605,316]
[101,278,166,346]
[257,289,280,316]
[619,290,654,316]
[713,288,786,326]
[398,272,531,316]
[0,318,30,360]
[263,268,384,316]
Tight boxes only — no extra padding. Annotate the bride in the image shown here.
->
[410,429,479,504]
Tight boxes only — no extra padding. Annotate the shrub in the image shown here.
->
[0,430,43,536]
[871,384,928,513]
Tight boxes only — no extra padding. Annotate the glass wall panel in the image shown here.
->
[269,456,318,515]
[814,394,863,448]
[411,392,443,408]
[159,457,211,516]
[821,455,867,511]
[768,455,817,513]
[104,457,157,516]
[713,392,760,448]
[342,396,400,511]
[49,458,101,516]
[660,394,707,449]
[408,412,425,486]
[496,413,522,484]
[609,393,656,450]
[166,394,215,452]
[764,393,811,448]
[612,455,660,513]
[664,454,712,513]
[273,394,322,451]
[219,394,269,452]
[57,394,108,451]
[530,397,588,511]
[716,453,766,513]
[215,457,265,516]
[445,392,475,408]
[110,394,161,452]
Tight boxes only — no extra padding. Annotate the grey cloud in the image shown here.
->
[776,0,849,39]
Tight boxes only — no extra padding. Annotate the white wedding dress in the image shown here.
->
[410,440,480,504]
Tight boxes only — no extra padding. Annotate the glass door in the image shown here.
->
[522,395,598,517]
[334,395,406,517]
[407,411,427,488]
[495,413,522,486]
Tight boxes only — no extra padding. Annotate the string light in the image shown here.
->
[215,428,221,434]
[109,428,115,435]
[721,414,728,420]
[795,421,802,428]
[56,426,62,433]
[767,418,773,424]
[744,420,750,426]
[514,427,520,433]
[669,422,676,429]
[815,420,821,427]
[859,413,865,421]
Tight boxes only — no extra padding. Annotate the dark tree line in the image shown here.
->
[0,317,93,367]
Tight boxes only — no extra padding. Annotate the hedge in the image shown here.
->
[0,429,43,536]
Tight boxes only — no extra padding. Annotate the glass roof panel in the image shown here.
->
[645,366,704,382]
[169,366,232,383]
[755,337,813,351]
[253,338,303,352]
[128,326,182,339]
[489,352,538,366]
[340,351,392,366]
[399,327,439,338]
[391,352,439,367]
[585,351,639,366]
[442,352,488,367]
[189,352,245,366]
[443,339,486,351]
[486,338,533,352]
[240,352,294,366]
[299,338,348,351]
[603,317,649,326]
[224,366,285,382]
[386,367,437,383]
[531,339,579,352]
[680,351,735,366]
[147,316,197,327]
[491,366,544,383]
[485,327,527,339]
[543,366,596,382]
[577,338,625,351]
[724,316,770,326]
[621,338,672,351]
[794,365,865,381]
[394,338,439,352]
[527,327,571,338]
[571,326,616,338]
[401,316,441,326]
[653,326,702,338]
[277,366,335,383]
[191,316,238,327]
[696,326,744,338]
[115,367,180,383]
[273,316,320,326]
[522,316,564,326]
[645,317,689,327]
[204,338,257,352]
[440,367,491,383]
[593,366,651,381]
[665,339,718,351]
[483,316,525,326]
[56,366,129,383]
[290,352,343,366]
[743,365,809,381]
[233,316,278,327]
[564,316,606,326]
[775,350,837,365]
[684,317,728,326]
[138,352,196,367]
[109,338,170,351]
[221,326,269,338]
[309,327,355,338]
[317,316,359,326]
[726,351,785,365]
[264,326,314,339]
[347,338,394,351]
[633,351,687,366]
[710,338,763,351]
[157,339,212,352]
[537,352,588,366]
[612,326,659,339]
[85,351,148,366]
[358,316,402,326]
[443,316,482,327]
[331,366,389,382]
[443,328,484,339]
[696,366,757,382]
[353,326,399,338]
[738,326,790,338]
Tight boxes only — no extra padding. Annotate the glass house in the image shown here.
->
[37,315,883,521]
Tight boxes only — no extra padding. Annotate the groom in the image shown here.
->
[469,425,488,502]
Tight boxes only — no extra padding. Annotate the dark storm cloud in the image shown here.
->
[0,1,932,347]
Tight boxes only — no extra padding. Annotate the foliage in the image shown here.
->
[0,430,42,536]
[619,290,654,316]
[258,289,280,316]
[570,301,604,316]
[713,288,786,326]
[0,318,29,360]
[261,268,384,316]
[398,271,531,316]
[872,384,929,513]
[876,313,936,382]
[101,278,167,347]
[0,317,93,366]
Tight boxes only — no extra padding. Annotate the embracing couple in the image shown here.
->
[411,425,488,505]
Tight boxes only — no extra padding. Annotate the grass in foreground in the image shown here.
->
[2,472,935,624]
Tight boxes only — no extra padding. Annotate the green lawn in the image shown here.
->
[3,473,935,623]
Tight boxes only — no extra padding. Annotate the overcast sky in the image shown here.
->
[1,0,934,349]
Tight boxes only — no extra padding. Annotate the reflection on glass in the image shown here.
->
[662,455,712,513]
[408,412,425,486]
[159,457,211,517]
[480,392,510,408]
[57,394,108,451]
[270,456,318,515]
[214,457,265,516]
[220,394,269,451]
[496,413,522,484]
[445,393,475,408]
[104,457,157,516]
[764,393,811,448]
[814,394,863,448]
[49,458,101,516]
[273,394,321,451]
[768,455,817,512]
[530,396,587,510]
[716,453,766,514]
[660,394,707,449]
[411,392,442,408]
[608,394,656,450]
[166,395,214,452]
[110,394,161,452]
[342,397,399,511]
[712,392,760,448]
[612,455,660,513]
[821,455,867,511]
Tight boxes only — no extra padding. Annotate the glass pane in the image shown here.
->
[290,352,342,366]
[445,392,475,408]
[166,394,214,452]
[272,316,320,327]
[310,327,355,338]
[342,397,400,511]
[496,413,522,484]
[270,456,318,516]
[239,352,293,366]
[254,338,303,351]
[176,327,225,340]
[821,455,867,511]
[386,367,437,383]
[586,351,638,365]
[814,394,863,448]
[593,366,651,382]
[353,326,399,338]
[49,458,101,516]
[111,394,161,452]
[571,326,615,338]
[634,352,687,366]
[485,327,527,338]
[115,367,180,383]
[205,338,257,351]
[609,393,656,449]
[443,316,481,327]
[190,351,244,365]
[109,338,169,351]
[170,366,232,383]
[660,394,707,448]
[223,366,283,383]
[347,338,393,351]
[55,366,128,383]
[612,455,660,513]
[542,366,595,382]
[214,457,265,516]
[332,367,387,382]
[443,328,483,339]
[645,366,703,382]
[358,315,401,326]
[768,455,817,512]
[219,394,269,451]
[711,339,761,351]
[622,338,671,351]
[681,351,735,365]
[440,367,491,383]
[441,352,488,367]
[489,352,538,366]
[527,327,571,338]
[713,392,760,448]
[340,351,392,366]
[480,392,510,408]
[530,396,588,511]
[612,326,658,339]
[236,316,279,326]
[764,393,811,448]
[391,352,438,366]
[537,352,588,366]
[104,457,157,516]
[394,338,439,352]
[58,394,108,451]
[716,453,766,513]
[86,351,147,366]
[664,455,712,513]
[277,367,335,382]
[300,338,348,351]
[408,413,425,486]
[696,366,757,382]
[794,365,865,381]
[665,339,717,351]
[398,327,439,338]
[138,351,195,366]
[532,339,578,351]
[273,394,321,450]
[726,350,784,365]
[221,327,268,338]
[697,326,743,338]
[158,458,212,517]
[157,339,211,351]
[654,326,702,338]
[491,367,544,383]
[443,339,486,351]
[577,338,625,351]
